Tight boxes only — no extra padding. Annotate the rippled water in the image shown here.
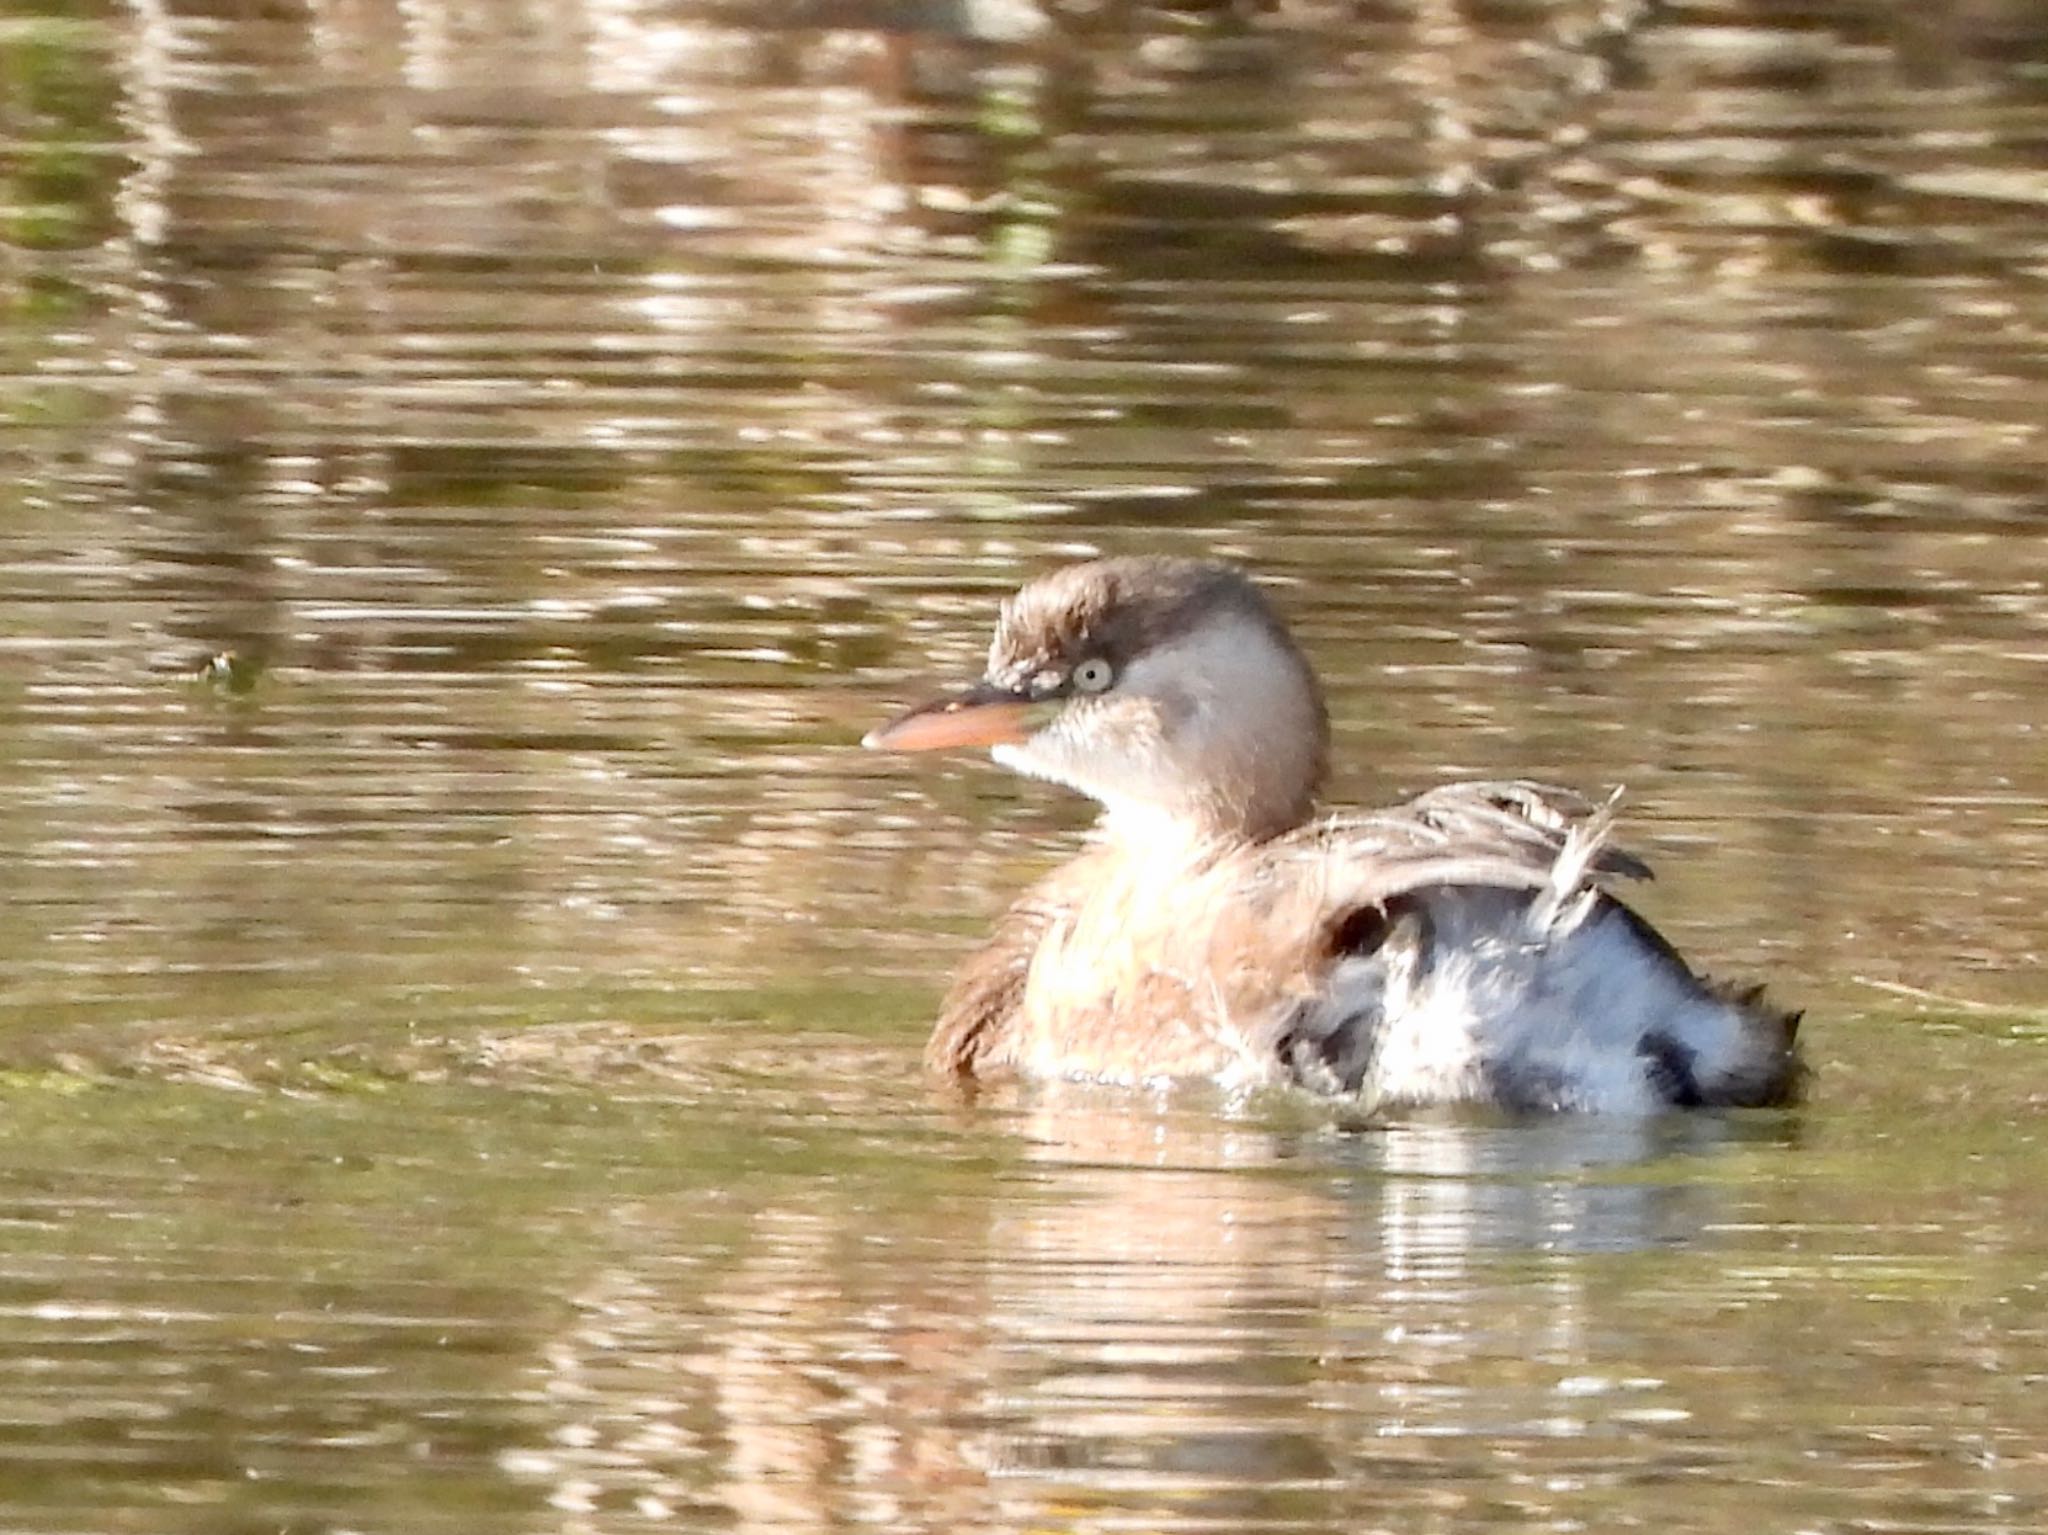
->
[5,0,2048,1527]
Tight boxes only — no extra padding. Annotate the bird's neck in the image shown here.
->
[1094,780,1312,855]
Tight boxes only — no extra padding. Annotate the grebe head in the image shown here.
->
[865,557,1329,843]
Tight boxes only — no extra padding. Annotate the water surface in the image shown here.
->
[4,0,2048,1528]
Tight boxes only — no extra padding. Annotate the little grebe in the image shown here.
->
[865,557,1800,1112]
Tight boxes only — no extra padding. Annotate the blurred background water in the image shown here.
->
[4,0,2048,1528]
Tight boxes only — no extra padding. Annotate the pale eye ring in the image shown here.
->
[1072,657,1115,694]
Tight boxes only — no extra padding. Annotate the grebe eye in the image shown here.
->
[1072,657,1114,694]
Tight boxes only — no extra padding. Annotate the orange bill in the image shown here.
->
[863,687,1034,752]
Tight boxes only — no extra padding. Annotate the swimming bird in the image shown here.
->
[865,556,1800,1112]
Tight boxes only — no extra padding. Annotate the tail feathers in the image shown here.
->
[1714,977,1803,1043]
[1695,976,1805,1107]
